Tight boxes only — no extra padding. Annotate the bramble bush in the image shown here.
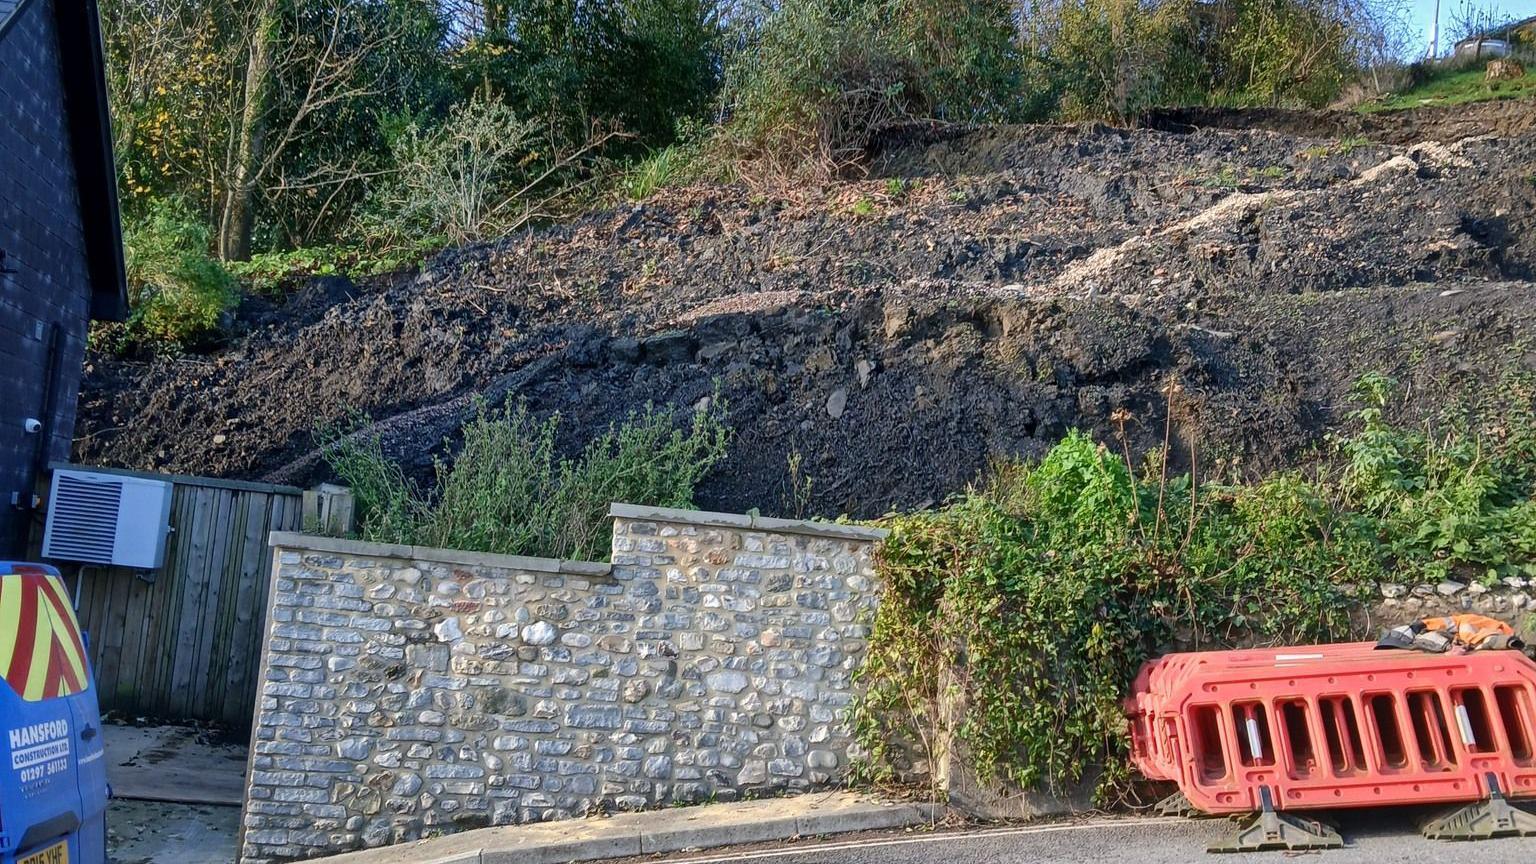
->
[716,0,931,184]
[853,374,1536,802]
[322,399,730,562]
[1026,0,1204,121]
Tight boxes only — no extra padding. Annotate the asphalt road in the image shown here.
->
[615,809,1536,864]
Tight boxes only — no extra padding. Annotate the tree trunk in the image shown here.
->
[218,0,278,261]
[483,0,510,37]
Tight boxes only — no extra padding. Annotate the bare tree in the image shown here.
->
[215,0,405,260]
[1448,0,1515,51]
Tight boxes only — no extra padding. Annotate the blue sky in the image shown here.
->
[1404,0,1536,57]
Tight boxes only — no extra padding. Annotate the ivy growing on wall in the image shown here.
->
[852,373,1536,802]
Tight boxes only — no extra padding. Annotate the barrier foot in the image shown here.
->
[1208,789,1342,853]
[1154,791,1202,818]
[1422,775,1536,841]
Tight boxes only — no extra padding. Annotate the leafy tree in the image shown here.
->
[102,0,447,258]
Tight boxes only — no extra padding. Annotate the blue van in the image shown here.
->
[0,563,106,864]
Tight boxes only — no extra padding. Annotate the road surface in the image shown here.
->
[610,809,1536,864]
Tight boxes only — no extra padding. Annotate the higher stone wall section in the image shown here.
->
[239,505,886,864]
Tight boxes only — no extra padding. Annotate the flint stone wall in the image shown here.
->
[238,504,886,863]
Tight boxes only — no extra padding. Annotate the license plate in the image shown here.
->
[19,840,68,864]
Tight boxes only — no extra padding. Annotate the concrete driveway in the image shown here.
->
[108,799,239,864]
[105,723,247,805]
[105,724,244,864]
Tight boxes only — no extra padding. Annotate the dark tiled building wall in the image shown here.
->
[0,0,92,554]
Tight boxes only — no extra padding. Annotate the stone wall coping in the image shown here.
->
[267,531,612,577]
[608,502,889,542]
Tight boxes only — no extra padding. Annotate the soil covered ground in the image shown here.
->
[77,102,1536,519]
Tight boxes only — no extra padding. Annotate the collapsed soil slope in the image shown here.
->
[78,105,1536,518]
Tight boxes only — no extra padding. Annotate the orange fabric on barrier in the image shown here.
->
[1420,614,1515,649]
[1125,643,1536,814]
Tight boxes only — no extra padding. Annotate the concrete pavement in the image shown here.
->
[598,808,1536,864]
[315,793,941,864]
[108,798,239,864]
[105,723,248,806]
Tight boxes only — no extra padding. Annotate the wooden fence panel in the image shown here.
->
[47,466,303,730]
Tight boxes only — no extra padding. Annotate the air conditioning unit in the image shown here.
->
[42,469,174,569]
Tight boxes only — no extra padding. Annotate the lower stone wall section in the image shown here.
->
[238,505,886,863]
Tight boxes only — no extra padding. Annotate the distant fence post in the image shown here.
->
[301,483,356,536]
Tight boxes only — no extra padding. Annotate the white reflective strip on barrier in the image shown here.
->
[1455,702,1477,747]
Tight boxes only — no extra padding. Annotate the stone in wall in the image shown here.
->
[1368,578,1536,635]
[238,506,886,864]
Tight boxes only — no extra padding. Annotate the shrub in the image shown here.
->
[1028,0,1203,120]
[854,374,1536,801]
[364,98,608,246]
[101,199,236,353]
[323,400,730,561]
[460,0,721,151]
[617,119,720,199]
[317,417,426,547]
[227,240,443,295]
[717,0,1022,183]
[1219,0,1358,106]
[1335,373,1536,581]
[882,0,1023,122]
[718,0,926,184]
[616,0,725,144]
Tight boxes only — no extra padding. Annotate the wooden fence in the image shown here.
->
[40,464,302,729]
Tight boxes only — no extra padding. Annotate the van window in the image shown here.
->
[0,571,89,701]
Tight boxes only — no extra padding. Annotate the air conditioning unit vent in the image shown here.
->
[42,469,173,569]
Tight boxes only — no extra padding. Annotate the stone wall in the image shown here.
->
[238,504,886,863]
[1369,577,1536,634]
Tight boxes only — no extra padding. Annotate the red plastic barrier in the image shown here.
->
[1125,642,1536,813]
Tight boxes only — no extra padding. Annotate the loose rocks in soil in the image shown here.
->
[77,102,1536,519]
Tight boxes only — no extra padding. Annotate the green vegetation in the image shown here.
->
[1361,60,1536,113]
[98,0,1413,351]
[96,200,237,353]
[228,241,442,295]
[322,400,731,562]
[101,0,1408,236]
[1301,135,1372,158]
[1202,164,1242,189]
[853,374,1536,801]
[1335,372,1536,582]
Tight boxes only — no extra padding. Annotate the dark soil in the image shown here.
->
[76,102,1536,519]
[1143,98,1536,145]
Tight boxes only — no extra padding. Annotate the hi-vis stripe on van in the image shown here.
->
[0,569,88,701]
